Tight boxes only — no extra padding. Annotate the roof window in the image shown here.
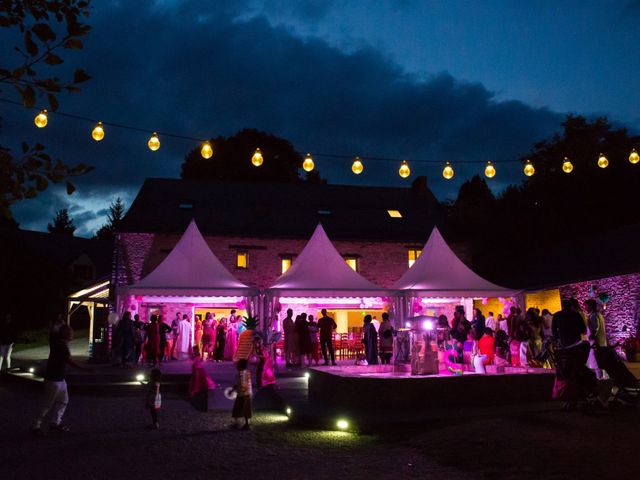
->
[387,210,402,218]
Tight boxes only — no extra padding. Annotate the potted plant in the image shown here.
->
[622,337,640,362]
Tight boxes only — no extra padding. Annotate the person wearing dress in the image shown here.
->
[193,317,203,357]
[201,320,214,361]
[224,320,237,360]
[363,314,378,365]
[146,315,161,367]
[378,313,394,364]
[214,318,227,362]
[307,315,320,366]
[296,313,313,366]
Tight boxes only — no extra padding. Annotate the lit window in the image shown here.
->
[281,257,292,274]
[236,251,248,269]
[317,208,332,215]
[178,203,193,209]
[387,210,402,218]
[408,249,422,268]
[344,257,358,271]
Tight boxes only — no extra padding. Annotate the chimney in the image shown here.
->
[411,175,428,194]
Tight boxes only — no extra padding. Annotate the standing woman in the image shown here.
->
[158,316,172,363]
[214,318,227,362]
[146,315,160,367]
[193,316,203,358]
[296,313,313,367]
[201,320,214,361]
[363,314,378,365]
[378,312,394,364]
[224,318,237,361]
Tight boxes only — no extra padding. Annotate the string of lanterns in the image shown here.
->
[15,100,640,180]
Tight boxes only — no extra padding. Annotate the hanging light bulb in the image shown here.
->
[200,141,213,159]
[91,122,105,141]
[562,157,573,173]
[251,148,263,167]
[523,159,535,177]
[302,153,314,172]
[442,161,454,180]
[597,153,609,169]
[398,160,410,178]
[630,149,640,164]
[34,109,48,128]
[484,161,496,178]
[147,132,160,151]
[351,156,363,175]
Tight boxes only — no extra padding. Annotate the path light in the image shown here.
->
[351,156,363,175]
[597,153,609,169]
[524,159,535,177]
[201,141,213,159]
[285,407,292,416]
[251,148,263,167]
[92,122,105,141]
[629,149,639,164]
[34,109,48,128]
[562,157,573,173]
[304,372,310,379]
[136,374,145,382]
[484,161,496,178]
[28,367,35,373]
[302,153,314,172]
[442,161,454,180]
[336,419,349,430]
[148,132,160,151]
[399,160,410,178]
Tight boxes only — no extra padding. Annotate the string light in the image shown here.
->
[251,148,263,167]
[148,132,160,151]
[442,161,454,180]
[34,109,48,128]
[523,159,535,177]
[302,153,314,172]
[91,122,105,141]
[200,141,213,159]
[597,153,609,169]
[484,161,496,178]
[562,157,573,173]
[351,156,363,175]
[630,149,640,165]
[399,160,410,178]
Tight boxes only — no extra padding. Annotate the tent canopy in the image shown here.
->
[393,227,519,298]
[266,223,393,297]
[127,219,258,297]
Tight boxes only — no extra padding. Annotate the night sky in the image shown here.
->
[4,0,640,236]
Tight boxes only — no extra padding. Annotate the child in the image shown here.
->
[231,359,252,430]
[144,368,162,429]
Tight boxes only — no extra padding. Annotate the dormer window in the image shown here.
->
[387,210,402,218]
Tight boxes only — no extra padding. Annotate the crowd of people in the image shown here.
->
[112,310,244,367]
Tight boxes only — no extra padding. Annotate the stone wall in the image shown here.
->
[115,232,470,290]
[559,273,640,344]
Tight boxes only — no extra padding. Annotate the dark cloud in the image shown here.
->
[6,1,565,232]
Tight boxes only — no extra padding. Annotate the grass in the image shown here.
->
[12,327,88,352]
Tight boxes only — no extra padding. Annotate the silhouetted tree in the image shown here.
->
[94,197,125,240]
[181,128,325,184]
[47,208,75,235]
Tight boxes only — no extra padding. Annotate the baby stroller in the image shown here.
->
[594,345,640,408]
[553,341,599,411]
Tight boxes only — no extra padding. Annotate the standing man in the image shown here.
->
[170,312,181,360]
[31,325,91,435]
[485,311,496,332]
[585,299,607,379]
[282,309,296,367]
[317,309,337,366]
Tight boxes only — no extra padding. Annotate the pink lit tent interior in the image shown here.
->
[393,227,520,321]
[264,223,397,333]
[117,219,260,327]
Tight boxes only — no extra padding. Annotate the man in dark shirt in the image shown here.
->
[31,325,90,435]
[317,309,337,366]
[552,299,587,348]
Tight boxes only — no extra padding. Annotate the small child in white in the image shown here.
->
[143,368,162,429]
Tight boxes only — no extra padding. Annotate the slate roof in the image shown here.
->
[119,177,443,242]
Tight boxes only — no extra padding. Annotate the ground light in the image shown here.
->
[28,367,35,373]
[336,419,349,430]
[304,372,310,379]
[136,374,145,382]
[285,407,292,416]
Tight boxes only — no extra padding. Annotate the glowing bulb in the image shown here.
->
[201,141,213,159]
[136,374,145,382]
[405,321,411,328]
[423,320,434,331]
[524,159,535,177]
[351,156,363,175]
[442,161,454,180]
[399,160,410,178]
[285,407,292,416]
[597,153,609,169]
[484,161,496,178]
[251,148,263,167]
[302,153,314,172]
[336,419,349,430]
[28,367,35,373]
[148,132,160,151]
[92,122,105,141]
[304,372,310,379]
[34,109,48,128]
[562,157,573,174]
[629,149,639,164]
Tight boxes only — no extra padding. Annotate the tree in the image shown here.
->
[47,208,75,235]
[1,1,94,220]
[94,197,125,241]
[181,128,325,184]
